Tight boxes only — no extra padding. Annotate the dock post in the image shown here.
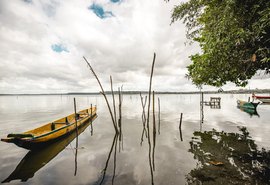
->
[179,113,183,141]
[90,103,93,136]
[74,98,78,137]
[73,97,78,176]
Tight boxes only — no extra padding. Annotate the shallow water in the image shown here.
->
[0,94,269,184]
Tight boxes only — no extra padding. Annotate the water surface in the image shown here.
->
[0,94,269,184]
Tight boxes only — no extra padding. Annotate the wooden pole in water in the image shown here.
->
[201,92,204,104]
[158,97,160,135]
[90,103,93,136]
[179,113,183,141]
[110,76,117,127]
[83,56,118,134]
[73,97,78,176]
[74,98,79,141]
[146,53,156,185]
[152,91,156,171]
[120,86,124,150]
[118,87,122,152]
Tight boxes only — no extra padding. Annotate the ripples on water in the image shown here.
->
[0,94,270,184]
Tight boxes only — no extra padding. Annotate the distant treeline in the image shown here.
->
[1,89,270,96]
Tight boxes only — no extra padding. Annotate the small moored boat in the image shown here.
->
[252,93,270,103]
[2,114,97,183]
[237,100,259,110]
[1,106,96,150]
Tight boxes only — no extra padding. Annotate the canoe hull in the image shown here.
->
[252,94,270,103]
[1,107,97,150]
[4,113,96,150]
[2,115,97,183]
[237,100,259,110]
[256,98,270,103]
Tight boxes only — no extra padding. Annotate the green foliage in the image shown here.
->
[171,0,270,87]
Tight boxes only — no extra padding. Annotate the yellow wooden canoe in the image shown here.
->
[2,114,97,183]
[1,106,97,150]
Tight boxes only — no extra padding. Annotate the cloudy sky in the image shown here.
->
[0,0,269,94]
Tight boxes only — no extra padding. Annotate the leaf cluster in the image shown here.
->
[172,0,270,87]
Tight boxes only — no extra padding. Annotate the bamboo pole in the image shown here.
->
[152,91,156,171]
[120,86,124,150]
[200,92,204,132]
[73,98,79,143]
[158,97,160,135]
[90,103,93,136]
[146,53,156,138]
[118,87,123,138]
[179,113,183,141]
[110,76,117,126]
[146,53,156,185]
[73,98,78,176]
[83,56,118,134]
[118,86,123,152]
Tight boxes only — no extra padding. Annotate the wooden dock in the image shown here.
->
[202,97,221,109]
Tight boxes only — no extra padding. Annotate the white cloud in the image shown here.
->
[0,0,268,94]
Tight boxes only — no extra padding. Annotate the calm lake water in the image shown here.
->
[0,94,269,185]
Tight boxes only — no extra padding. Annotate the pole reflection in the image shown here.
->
[99,134,118,185]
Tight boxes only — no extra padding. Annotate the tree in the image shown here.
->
[171,0,270,87]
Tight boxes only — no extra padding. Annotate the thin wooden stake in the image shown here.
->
[90,103,93,136]
[73,98,78,176]
[152,91,156,171]
[74,98,79,142]
[146,53,156,185]
[110,76,117,126]
[120,86,124,150]
[146,53,156,137]
[83,56,118,134]
[179,113,183,141]
[158,97,160,135]
[200,92,204,132]
[118,86,123,152]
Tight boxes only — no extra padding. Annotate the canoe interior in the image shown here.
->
[1,106,96,142]
[25,107,96,137]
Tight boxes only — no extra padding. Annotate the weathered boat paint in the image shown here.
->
[1,106,97,150]
[237,100,259,110]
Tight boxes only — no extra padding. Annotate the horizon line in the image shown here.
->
[1,89,270,96]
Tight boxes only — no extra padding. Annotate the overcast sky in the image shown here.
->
[0,0,269,94]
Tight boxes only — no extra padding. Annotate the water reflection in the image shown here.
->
[2,116,97,183]
[139,93,148,145]
[99,134,119,185]
[237,107,260,117]
[200,95,204,132]
[187,127,270,184]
